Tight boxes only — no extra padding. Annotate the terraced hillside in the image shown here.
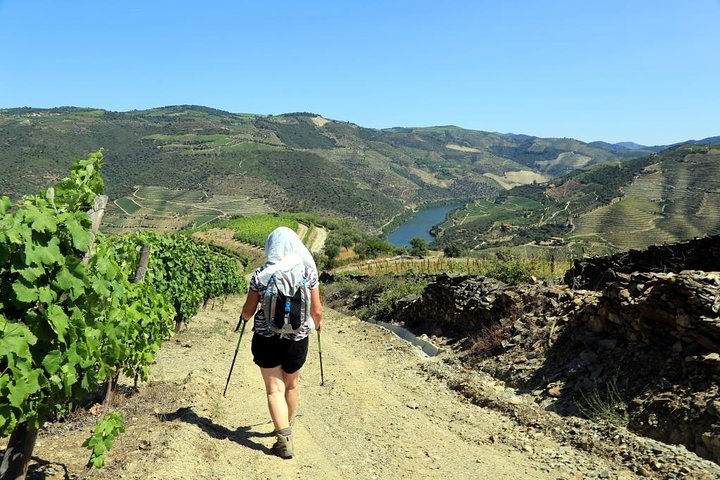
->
[0,106,648,230]
[104,186,272,234]
[434,145,720,253]
[570,146,720,248]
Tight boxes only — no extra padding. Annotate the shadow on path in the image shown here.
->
[3,454,74,480]
[157,407,274,455]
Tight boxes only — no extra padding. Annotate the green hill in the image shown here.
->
[433,144,720,253]
[0,105,653,230]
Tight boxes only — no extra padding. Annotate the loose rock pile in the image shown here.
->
[564,234,720,290]
[578,270,720,463]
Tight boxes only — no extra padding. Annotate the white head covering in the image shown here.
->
[258,226,317,284]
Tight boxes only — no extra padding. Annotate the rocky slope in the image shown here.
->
[325,235,720,474]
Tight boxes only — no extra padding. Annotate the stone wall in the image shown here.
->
[390,269,720,463]
[582,270,720,353]
[576,270,720,462]
[564,234,720,290]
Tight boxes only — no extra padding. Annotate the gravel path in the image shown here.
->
[15,295,690,479]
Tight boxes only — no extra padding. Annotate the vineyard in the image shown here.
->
[213,214,301,247]
[570,148,720,250]
[104,186,272,234]
[0,152,247,478]
[570,198,669,250]
[337,249,572,284]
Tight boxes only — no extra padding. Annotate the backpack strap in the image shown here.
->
[267,276,278,319]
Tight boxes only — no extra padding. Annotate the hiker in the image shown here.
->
[239,226,323,459]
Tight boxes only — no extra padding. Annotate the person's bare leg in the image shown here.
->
[260,367,289,430]
[283,370,301,425]
[260,367,296,458]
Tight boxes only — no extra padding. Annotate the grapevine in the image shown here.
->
[82,411,125,468]
[0,151,246,476]
[110,231,246,328]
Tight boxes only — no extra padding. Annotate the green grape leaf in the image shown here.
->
[0,196,11,214]
[39,238,64,265]
[65,217,91,252]
[42,350,63,375]
[12,280,38,304]
[17,266,45,283]
[5,220,31,245]
[38,286,56,304]
[0,405,17,437]
[7,369,41,408]
[46,305,70,344]
[60,364,78,392]
[23,238,64,267]
[26,205,58,233]
[22,242,43,267]
[53,266,85,300]
[0,319,37,357]
[92,278,112,298]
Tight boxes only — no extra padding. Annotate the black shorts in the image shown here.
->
[251,334,309,374]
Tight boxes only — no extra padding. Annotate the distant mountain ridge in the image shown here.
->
[0,105,717,231]
[590,136,720,154]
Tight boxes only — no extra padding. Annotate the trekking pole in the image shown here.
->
[223,317,248,397]
[317,331,325,386]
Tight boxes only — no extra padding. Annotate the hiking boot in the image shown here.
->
[272,427,293,459]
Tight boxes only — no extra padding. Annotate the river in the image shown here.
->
[387,203,463,247]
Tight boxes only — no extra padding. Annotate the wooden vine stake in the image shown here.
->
[0,424,39,480]
[103,243,151,407]
[83,195,108,265]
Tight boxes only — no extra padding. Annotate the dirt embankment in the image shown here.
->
[2,295,675,480]
[305,225,328,254]
[321,237,720,478]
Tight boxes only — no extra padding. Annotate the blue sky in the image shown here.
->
[0,0,718,145]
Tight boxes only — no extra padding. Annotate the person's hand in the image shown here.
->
[314,316,323,332]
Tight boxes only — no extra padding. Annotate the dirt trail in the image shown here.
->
[305,226,328,254]
[19,295,645,480]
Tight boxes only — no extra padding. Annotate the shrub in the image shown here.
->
[409,237,428,258]
[485,259,534,285]
[575,377,629,428]
[443,242,463,257]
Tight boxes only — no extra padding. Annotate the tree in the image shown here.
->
[340,236,354,251]
[409,237,428,258]
[324,243,340,261]
[443,242,463,258]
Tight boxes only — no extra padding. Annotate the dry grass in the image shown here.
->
[445,143,481,153]
[469,323,511,356]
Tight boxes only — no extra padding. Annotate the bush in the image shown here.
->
[409,237,428,258]
[443,242,463,257]
[485,251,534,285]
[323,274,428,321]
[355,237,394,259]
[356,275,429,320]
